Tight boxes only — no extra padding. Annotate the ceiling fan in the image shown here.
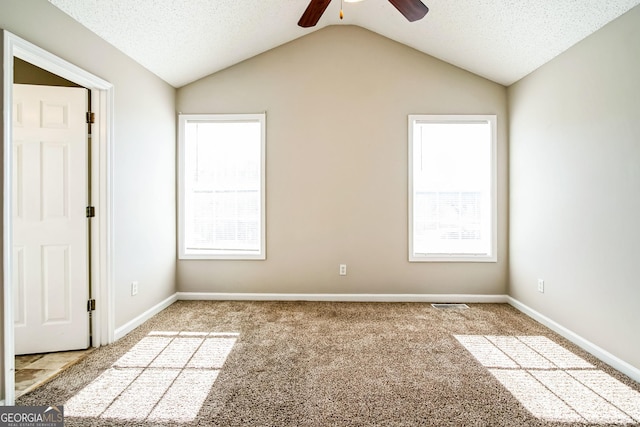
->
[298,0,429,28]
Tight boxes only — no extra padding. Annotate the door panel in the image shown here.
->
[41,100,70,129]
[13,84,89,355]
[13,247,26,327]
[42,245,70,323]
[41,142,70,219]
[12,142,24,219]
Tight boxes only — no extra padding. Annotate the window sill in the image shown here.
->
[409,254,497,262]
[179,252,266,261]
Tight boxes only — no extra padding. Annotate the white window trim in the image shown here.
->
[408,114,497,262]
[178,113,266,260]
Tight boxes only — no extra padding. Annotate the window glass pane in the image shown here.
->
[180,114,265,259]
[410,116,495,261]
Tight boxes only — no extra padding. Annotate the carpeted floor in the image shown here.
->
[17,301,640,426]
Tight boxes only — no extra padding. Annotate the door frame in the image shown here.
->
[2,30,115,405]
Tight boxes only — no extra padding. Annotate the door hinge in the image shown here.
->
[87,299,96,312]
[86,112,95,124]
[86,206,96,218]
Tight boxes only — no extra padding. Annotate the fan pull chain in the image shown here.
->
[340,0,344,19]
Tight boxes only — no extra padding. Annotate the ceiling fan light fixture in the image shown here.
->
[298,0,427,28]
[344,0,366,2]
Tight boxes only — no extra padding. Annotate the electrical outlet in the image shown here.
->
[131,281,139,296]
[339,264,347,276]
[537,279,544,293]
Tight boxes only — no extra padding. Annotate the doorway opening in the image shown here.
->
[2,30,115,405]
[12,60,92,396]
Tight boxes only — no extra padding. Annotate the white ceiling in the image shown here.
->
[48,0,640,88]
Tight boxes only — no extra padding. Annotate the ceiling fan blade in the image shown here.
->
[387,0,429,22]
[298,0,333,28]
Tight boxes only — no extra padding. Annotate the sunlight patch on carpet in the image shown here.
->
[65,331,238,423]
[455,335,640,424]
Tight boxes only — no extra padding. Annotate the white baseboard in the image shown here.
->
[507,296,640,383]
[176,292,508,303]
[114,293,178,341]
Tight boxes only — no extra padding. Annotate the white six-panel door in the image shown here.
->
[13,84,89,355]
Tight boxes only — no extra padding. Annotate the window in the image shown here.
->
[179,114,265,259]
[408,115,496,262]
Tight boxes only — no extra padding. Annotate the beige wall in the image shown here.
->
[177,26,508,295]
[1,0,177,337]
[509,6,640,370]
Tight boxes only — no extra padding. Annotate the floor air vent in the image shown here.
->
[431,303,469,309]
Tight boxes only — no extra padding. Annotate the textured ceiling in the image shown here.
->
[48,0,640,88]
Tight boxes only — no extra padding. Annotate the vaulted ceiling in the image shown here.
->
[49,0,640,88]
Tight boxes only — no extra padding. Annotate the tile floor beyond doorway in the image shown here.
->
[15,349,93,398]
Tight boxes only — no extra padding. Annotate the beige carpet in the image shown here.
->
[17,301,640,426]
